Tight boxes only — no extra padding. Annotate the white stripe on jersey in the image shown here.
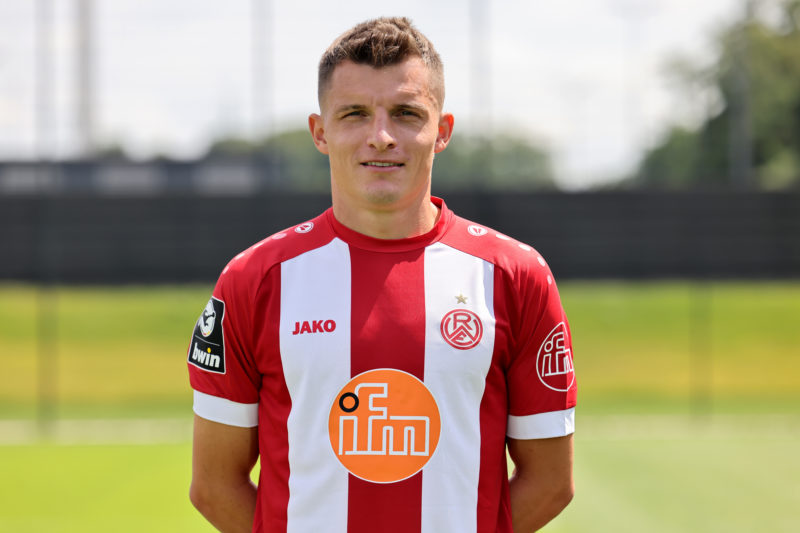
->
[421,243,496,533]
[280,237,351,533]
[192,390,258,427]
[508,407,575,439]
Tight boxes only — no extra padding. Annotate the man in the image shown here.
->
[188,17,575,533]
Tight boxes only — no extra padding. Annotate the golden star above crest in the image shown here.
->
[455,293,468,304]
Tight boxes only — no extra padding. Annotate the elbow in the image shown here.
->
[555,480,575,513]
[511,478,575,532]
[189,479,213,516]
[541,478,574,519]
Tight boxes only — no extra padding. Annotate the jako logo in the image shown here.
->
[292,319,336,335]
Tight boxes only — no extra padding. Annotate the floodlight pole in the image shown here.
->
[75,0,94,157]
[251,0,274,190]
[35,0,59,438]
[251,0,273,141]
[469,0,492,186]
[728,0,754,188]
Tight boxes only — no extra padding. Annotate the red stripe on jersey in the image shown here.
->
[347,247,427,533]
[477,267,514,531]
[254,268,292,531]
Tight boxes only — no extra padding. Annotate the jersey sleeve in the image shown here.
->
[505,253,576,440]
[187,256,262,427]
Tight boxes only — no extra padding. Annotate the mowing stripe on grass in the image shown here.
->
[2,414,798,445]
[0,418,193,445]
[577,413,800,440]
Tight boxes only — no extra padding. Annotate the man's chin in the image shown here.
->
[362,190,403,207]
[358,182,407,206]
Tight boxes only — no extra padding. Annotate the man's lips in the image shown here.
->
[361,161,404,168]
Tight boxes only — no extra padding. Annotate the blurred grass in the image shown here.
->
[0,442,215,532]
[560,281,800,414]
[1,420,797,532]
[0,284,212,418]
[1,281,799,416]
[547,418,800,532]
[0,281,798,532]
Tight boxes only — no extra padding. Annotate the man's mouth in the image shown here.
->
[362,161,404,168]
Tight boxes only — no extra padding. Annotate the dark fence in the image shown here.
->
[2,191,798,282]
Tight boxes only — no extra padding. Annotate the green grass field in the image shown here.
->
[1,282,798,531]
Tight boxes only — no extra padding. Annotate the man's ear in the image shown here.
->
[434,113,454,154]
[308,113,329,155]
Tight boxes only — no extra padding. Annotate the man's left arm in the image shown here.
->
[508,433,574,532]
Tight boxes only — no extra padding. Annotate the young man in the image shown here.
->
[188,17,575,533]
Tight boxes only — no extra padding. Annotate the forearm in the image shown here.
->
[191,416,259,532]
[190,476,257,533]
[509,471,573,532]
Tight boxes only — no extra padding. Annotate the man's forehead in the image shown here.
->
[322,58,438,108]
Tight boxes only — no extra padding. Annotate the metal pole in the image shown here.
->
[728,0,754,188]
[36,0,54,163]
[251,0,274,189]
[75,0,94,157]
[469,0,492,186]
[35,0,59,438]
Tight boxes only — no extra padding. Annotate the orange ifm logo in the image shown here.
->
[328,369,441,484]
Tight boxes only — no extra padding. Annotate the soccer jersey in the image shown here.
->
[187,197,576,533]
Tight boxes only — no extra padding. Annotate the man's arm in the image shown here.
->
[190,415,259,533]
[508,434,574,532]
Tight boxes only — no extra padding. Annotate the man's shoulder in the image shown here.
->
[219,210,336,281]
[440,213,552,277]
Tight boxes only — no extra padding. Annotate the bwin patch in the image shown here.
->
[188,296,226,374]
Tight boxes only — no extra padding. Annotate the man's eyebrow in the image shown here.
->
[334,104,367,114]
[395,103,427,113]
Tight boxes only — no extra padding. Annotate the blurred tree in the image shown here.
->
[205,129,555,191]
[433,133,555,191]
[93,142,131,160]
[632,0,800,189]
[206,130,330,191]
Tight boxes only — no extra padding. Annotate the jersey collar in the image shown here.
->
[325,197,452,253]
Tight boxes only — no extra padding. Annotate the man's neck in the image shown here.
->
[331,197,441,240]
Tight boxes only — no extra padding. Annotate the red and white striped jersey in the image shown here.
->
[187,197,576,533]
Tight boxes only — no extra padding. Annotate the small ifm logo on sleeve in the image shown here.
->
[188,296,226,374]
[536,322,575,392]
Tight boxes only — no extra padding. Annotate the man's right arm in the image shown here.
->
[190,415,259,533]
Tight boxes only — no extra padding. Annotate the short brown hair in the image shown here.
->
[317,17,445,108]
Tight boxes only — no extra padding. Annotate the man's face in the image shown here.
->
[309,57,453,214]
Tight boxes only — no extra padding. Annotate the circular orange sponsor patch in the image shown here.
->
[328,369,441,483]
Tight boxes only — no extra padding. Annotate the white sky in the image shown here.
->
[0,0,745,188]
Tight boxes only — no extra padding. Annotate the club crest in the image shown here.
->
[440,309,483,350]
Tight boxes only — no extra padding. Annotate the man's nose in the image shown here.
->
[367,114,396,151]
